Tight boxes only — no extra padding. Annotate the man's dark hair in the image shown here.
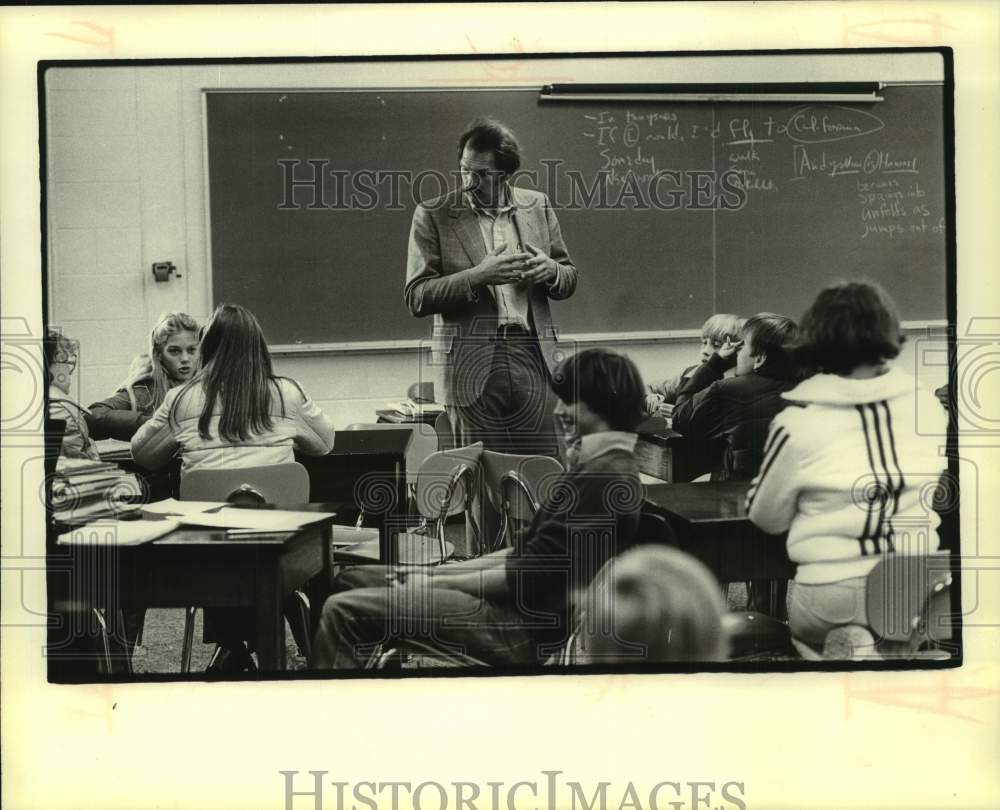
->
[457,117,522,178]
[795,280,904,375]
[551,348,646,432]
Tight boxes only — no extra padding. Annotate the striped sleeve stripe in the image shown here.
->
[746,425,787,502]
[746,432,791,509]
[760,423,785,460]
[855,405,878,556]
[746,425,787,503]
[880,401,905,553]
[868,402,895,553]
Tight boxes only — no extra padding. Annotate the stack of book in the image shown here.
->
[50,457,143,524]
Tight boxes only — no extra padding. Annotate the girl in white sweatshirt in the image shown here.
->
[747,282,947,652]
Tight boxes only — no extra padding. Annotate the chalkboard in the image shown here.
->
[206,86,946,345]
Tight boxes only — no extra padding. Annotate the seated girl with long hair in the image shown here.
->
[131,303,335,671]
[88,312,200,441]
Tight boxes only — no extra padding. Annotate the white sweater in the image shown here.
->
[747,367,948,584]
[131,377,335,475]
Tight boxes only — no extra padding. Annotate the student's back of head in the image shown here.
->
[740,312,800,380]
[174,302,290,442]
[793,280,903,375]
[577,545,728,663]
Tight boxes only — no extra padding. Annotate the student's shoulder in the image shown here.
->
[164,381,202,417]
[274,376,309,403]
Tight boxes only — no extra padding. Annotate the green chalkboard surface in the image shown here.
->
[206,86,946,345]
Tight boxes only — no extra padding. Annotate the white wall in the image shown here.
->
[45,54,948,426]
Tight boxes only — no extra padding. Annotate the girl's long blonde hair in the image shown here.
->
[122,312,199,410]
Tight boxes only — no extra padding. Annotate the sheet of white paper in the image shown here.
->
[57,519,181,546]
[177,508,335,531]
[141,498,228,518]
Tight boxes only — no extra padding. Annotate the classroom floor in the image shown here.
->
[128,583,760,674]
[130,609,307,674]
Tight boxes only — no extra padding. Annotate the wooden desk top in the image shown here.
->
[644,481,751,525]
[150,502,340,546]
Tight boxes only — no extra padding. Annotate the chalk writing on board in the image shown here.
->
[791,146,918,180]
[784,105,885,144]
[856,177,940,239]
[719,118,781,193]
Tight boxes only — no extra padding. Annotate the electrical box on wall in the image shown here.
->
[151,261,181,282]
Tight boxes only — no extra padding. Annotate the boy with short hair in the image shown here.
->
[672,312,800,481]
[646,313,743,416]
[312,348,648,668]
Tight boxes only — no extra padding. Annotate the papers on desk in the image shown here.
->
[141,498,228,518]
[51,466,143,524]
[139,498,336,531]
[382,398,445,420]
[57,519,180,546]
[177,508,335,531]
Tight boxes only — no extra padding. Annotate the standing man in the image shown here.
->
[404,117,577,455]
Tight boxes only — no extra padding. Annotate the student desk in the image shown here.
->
[52,503,338,677]
[635,416,723,483]
[100,429,411,565]
[297,428,413,565]
[643,482,796,583]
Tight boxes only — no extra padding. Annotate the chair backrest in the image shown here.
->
[179,462,310,504]
[433,411,457,452]
[636,503,679,548]
[344,423,437,487]
[480,450,563,547]
[412,443,484,520]
[865,551,953,643]
[406,381,435,403]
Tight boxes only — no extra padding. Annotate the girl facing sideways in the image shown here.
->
[88,312,200,441]
[747,281,947,658]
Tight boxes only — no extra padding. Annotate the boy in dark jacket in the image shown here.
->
[672,312,800,482]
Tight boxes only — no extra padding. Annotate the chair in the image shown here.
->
[791,551,953,661]
[177,462,311,671]
[865,550,953,653]
[335,443,484,565]
[480,450,563,552]
[722,612,794,660]
[433,411,457,452]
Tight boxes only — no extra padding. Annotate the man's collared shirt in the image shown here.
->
[467,187,531,330]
